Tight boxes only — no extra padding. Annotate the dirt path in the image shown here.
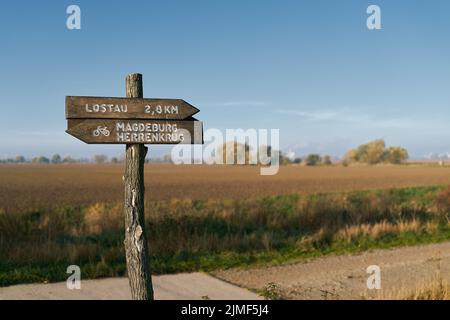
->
[212,242,450,299]
[0,272,260,300]
[2,243,450,300]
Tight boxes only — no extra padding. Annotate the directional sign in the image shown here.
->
[66,118,203,144]
[66,96,200,120]
[65,74,204,300]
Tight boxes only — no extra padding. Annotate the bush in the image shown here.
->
[259,282,285,300]
[435,186,450,213]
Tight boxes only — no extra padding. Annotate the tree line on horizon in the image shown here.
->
[0,139,408,166]
[0,154,173,165]
[218,139,408,166]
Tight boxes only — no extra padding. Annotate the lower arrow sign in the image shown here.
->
[66,119,203,144]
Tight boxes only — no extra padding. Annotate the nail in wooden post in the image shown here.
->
[124,73,154,300]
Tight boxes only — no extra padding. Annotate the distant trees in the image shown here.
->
[323,155,332,165]
[300,154,333,166]
[145,154,173,164]
[51,154,62,164]
[0,154,133,164]
[344,139,408,165]
[279,151,292,165]
[93,154,108,164]
[304,154,322,166]
[385,146,409,164]
[217,142,305,166]
[0,157,16,164]
[217,142,255,164]
[32,156,50,164]
[62,156,77,163]
[15,155,25,163]
[0,141,407,167]
[362,139,386,164]
[215,142,338,167]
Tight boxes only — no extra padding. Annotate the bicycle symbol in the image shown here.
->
[93,126,110,137]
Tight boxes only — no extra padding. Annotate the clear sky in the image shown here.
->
[1,0,449,159]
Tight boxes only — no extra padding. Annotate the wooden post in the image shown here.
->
[123,73,154,300]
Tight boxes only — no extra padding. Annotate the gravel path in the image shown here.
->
[2,242,449,300]
[212,242,450,299]
[0,272,260,300]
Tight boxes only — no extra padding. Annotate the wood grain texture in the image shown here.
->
[123,73,154,300]
[65,96,199,120]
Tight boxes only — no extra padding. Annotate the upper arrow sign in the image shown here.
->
[66,96,199,120]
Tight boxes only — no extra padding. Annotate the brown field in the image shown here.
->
[2,164,450,212]
[2,163,450,289]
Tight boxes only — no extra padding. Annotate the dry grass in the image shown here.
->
[2,164,450,213]
[335,220,423,242]
[1,185,449,286]
[405,282,449,300]
[258,275,450,300]
[368,278,450,300]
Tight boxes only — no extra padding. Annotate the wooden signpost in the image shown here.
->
[65,73,203,300]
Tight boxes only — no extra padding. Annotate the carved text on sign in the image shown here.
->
[86,104,128,113]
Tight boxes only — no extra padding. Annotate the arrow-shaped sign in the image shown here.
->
[66,118,203,144]
[66,96,199,120]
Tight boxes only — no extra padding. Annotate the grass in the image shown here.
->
[366,278,450,300]
[402,281,449,300]
[260,275,450,300]
[1,185,450,287]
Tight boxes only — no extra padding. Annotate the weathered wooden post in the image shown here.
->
[65,73,203,300]
[123,73,154,300]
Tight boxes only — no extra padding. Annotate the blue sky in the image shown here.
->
[0,0,449,159]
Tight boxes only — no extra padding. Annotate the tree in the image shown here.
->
[51,154,62,164]
[32,156,50,164]
[63,156,76,163]
[344,148,358,163]
[279,151,293,165]
[217,142,253,164]
[385,147,408,164]
[15,155,25,163]
[303,154,322,166]
[343,139,409,165]
[359,139,385,164]
[323,155,332,165]
[93,154,108,164]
